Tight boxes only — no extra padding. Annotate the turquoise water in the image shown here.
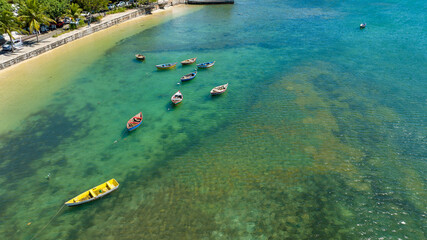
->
[1,1,426,239]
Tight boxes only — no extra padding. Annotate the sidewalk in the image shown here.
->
[0,8,148,70]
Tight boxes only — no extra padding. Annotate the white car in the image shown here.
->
[2,37,23,51]
[108,3,116,10]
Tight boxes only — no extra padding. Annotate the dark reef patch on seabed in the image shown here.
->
[252,173,357,239]
[0,109,82,181]
[302,65,426,237]
[0,105,85,215]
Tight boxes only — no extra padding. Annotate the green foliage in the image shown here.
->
[136,0,158,6]
[74,0,108,12]
[66,3,82,21]
[17,0,52,41]
[0,0,12,12]
[52,28,71,37]
[105,7,126,15]
[0,10,25,51]
[39,0,69,20]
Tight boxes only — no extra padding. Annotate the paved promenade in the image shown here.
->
[0,8,150,70]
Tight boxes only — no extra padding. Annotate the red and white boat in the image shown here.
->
[126,112,143,131]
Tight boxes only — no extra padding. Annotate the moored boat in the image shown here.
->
[127,112,143,131]
[180,70,197,82]
[181,57,197,65]
[156,62,177,70]
[197,61,215,68]
[171,90,183,104]
[360,23,366,29]
[135,54,145,60]
[65,179,119,206]
[210,83,228,95]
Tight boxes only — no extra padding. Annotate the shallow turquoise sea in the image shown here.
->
[0,1,426,239]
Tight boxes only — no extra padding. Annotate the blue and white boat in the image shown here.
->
[180,70,197,82]
[197,61,215,68]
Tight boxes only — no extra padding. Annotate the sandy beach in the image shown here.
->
[0,4,201,134]
[0,5,190,71]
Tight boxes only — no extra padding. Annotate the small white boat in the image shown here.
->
[135,54,145,60]
[171,90,183,104]
[181,57,197,65]
[210,83,228,95]
[197,61,215,69]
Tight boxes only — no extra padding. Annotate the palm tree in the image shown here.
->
[66,3,82,29]
[18,0,52,42]
[0,10,24,52]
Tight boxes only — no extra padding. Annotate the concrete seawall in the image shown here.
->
[0,1,187,71]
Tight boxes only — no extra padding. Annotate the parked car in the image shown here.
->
[125,0,135,6]
[56,21,64,28]
[64,17,71,24]
[117,1,126,7]
[48,22,57,30]
[40,24,49,33]
[0,35,5,45]
[2,37,23,51]
[70,18,80,26]
[108,3,115,10]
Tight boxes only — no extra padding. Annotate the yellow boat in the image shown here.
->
[65,179,119,206]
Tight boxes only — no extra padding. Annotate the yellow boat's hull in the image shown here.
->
[65,178,119,206]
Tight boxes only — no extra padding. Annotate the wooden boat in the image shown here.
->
[127,112,143,131]
[210,83,228,95]
[181,57,197,65]
[156,62,177,70]
[197,61,215,68]
[360,23,366,29]
[180,70,197,82]
[135,54,145,60]
[65,179,119,206]
[171,90,183,104]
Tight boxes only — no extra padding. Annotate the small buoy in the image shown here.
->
[177,83,180,85]
[114,140,118,144]
[27,222,32,226]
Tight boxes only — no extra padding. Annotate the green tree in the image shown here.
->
[0,0,12,12]
[66,3,82,22]
[66,3,82,29]
[39,0,69,21]
[137,0,158,5]
[0,10,24,52]
[75,0,108,13]
[17,0,52,42]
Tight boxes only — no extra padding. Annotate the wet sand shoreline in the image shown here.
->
[0,5,185,71]
[0,4,200,134]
